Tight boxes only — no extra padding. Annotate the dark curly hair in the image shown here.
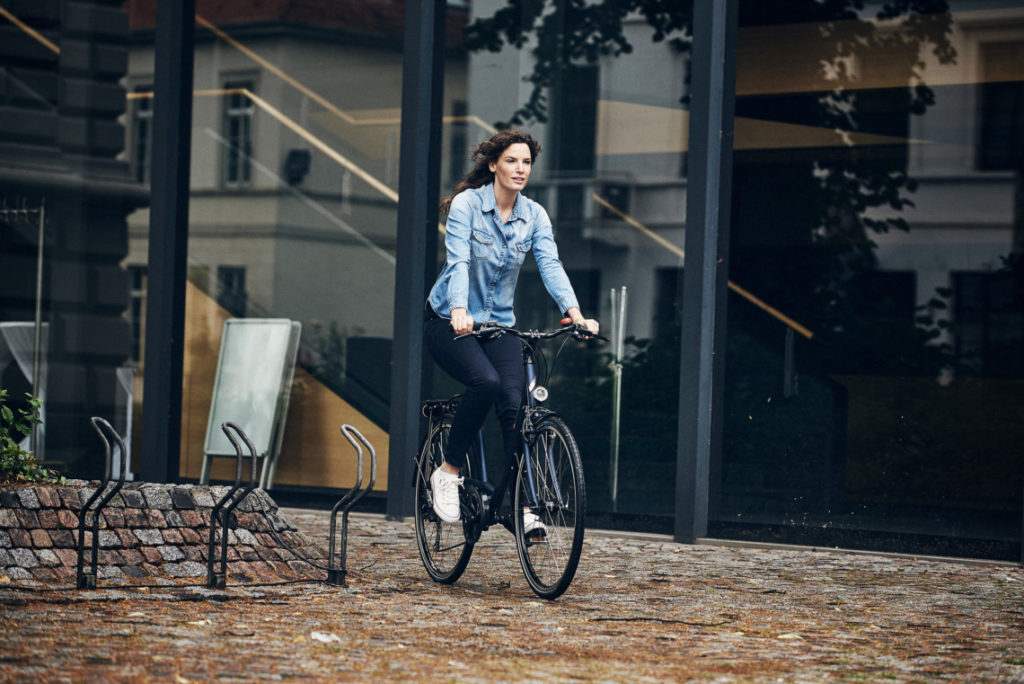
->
[440,129,542,214]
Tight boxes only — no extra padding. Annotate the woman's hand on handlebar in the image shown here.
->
[449,308,474,336]
[563,307,601,339]
[577,318,600,337]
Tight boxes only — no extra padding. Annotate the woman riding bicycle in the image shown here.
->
[424,129,600,529]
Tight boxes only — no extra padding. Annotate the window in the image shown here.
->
[954,271,1024,377]
[448,100,469,187]
[223,81,255,186]
[551,66,599,228]
[851,270,917,323]
[127,266,147,363]
[852,46,915,173]
[978,42,1024,171]
[217,266,247,317]
[654,267,683,338]
[132,86,153,184]
[341,170,353,216]
[599,183,630,220]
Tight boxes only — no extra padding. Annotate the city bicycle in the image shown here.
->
[413,321,604,599]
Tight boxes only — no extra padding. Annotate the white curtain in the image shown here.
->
[115,365,134,480]
[0,322,48,461]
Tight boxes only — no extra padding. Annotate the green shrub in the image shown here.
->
[0,389,63,485]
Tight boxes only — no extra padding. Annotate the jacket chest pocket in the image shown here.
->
[471,230,494,259]
[514,241,531,264]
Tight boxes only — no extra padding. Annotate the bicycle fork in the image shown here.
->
[519,350,566,515]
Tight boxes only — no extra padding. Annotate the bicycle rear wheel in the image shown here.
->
[414,418,474,584]
[513,414,586,599]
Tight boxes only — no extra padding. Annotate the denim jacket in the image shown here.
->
[428,183,579,327]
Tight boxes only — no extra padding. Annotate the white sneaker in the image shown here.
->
[430,468,463,523]
[522,509,547,538]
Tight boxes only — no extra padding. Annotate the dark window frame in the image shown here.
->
[977,41,1024,172]
[216,265,247,318]
[222,78,256,187]
[953,270,1024,377]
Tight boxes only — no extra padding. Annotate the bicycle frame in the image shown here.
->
[419,331,564,534]
[416,321,600,598]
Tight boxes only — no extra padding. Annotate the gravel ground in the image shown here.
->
[1,508,1022,682]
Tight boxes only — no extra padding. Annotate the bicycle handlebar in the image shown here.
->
[457,321,608,343]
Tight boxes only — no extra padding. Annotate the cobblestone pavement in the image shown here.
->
[1,508,1022,682]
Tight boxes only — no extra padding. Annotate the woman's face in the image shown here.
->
[489,142,533,195]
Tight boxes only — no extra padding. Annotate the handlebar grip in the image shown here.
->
[563,319,608,342]
[455,321,501,339]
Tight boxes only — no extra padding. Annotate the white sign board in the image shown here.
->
[203,319,301,487]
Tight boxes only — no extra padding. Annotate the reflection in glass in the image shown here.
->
[2,3,146,478]
[124,2,470,492]
[718,1,1023,559]
[452,0,694,527]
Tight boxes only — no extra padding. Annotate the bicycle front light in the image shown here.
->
[531,386,549,402]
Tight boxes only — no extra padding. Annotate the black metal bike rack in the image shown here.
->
[206,422,259,589]
[76,417,128,590]
[327,424,376,586]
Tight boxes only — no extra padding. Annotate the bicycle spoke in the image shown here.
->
[514,416,585,599]
[414,419,474,584]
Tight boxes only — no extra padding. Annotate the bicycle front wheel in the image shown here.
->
[513,414,586,599]
[414,418,474,584]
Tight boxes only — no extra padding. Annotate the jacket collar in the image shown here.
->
[481,183,526,223]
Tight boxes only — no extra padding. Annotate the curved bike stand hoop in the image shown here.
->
[206,422,259,589]
[76,417,128,590]
[327,424,377,586]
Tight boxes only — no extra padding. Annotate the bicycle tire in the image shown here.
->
[513,414,586,599]
[414,418,474,584]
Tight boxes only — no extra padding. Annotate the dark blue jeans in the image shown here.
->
[423,316,523,470]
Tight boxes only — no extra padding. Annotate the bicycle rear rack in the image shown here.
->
[206,422,259,589]
[327,424,376,586]
[76,417,128,589]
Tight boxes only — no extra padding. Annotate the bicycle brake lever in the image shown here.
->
[570,323,608,343]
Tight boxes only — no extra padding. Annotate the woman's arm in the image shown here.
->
[442,194,474,330]
[531,207,598,333]
[531,212,580,315]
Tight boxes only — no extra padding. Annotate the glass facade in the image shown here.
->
[1,0,1020,560]
[715,0,1024,560]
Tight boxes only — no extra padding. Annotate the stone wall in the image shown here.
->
[0,481,328,585]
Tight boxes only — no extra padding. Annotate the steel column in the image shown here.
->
[140,0,195,483]
[674,0,738,543]
[386,0,445,519]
